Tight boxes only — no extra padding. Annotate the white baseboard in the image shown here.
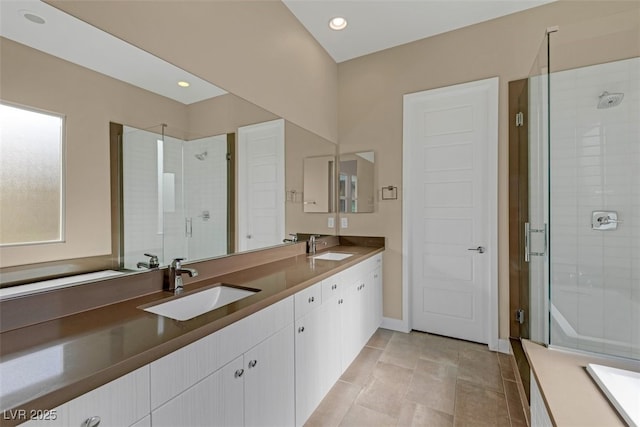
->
[381,317,410,333]
[498,338,512,354]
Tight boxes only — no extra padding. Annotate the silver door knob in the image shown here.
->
[467,246,485,254]
[246,234,252,239]
[248,359,257,368]
[235,368,244,378]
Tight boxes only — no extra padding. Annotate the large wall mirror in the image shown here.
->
[0,1,336,285]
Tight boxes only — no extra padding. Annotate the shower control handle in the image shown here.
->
[467,246,485,254]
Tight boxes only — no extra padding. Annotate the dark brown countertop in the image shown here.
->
[0,244,383,425]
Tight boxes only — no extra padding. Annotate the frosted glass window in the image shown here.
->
[0,103,64,245]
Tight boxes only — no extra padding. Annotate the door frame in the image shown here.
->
[401,77,500,352]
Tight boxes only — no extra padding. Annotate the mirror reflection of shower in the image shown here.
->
[121,125,228,270]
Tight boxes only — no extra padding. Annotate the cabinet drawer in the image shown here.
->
[360,253,382,273]
[219,296,294,366]
[67,366,150,427]
[321,273,341,303]
[294,282,321,319]
[150,329,221,409]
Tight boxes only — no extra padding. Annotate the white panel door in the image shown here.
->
[237,119,285,251]
[404,78,498,344]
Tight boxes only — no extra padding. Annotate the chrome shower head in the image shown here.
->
[597,91,624,109]
[194,151,208,160]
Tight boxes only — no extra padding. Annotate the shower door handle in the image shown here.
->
[185,217,193,238]
[525,222,547,262]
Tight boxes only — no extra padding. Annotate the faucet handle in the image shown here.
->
[144,253,160,268]
[171,257,185,268]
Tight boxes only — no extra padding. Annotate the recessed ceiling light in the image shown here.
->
[329,17,347,31]
[21,10,46,25]
[177,81,190,88]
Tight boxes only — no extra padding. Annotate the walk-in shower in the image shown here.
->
[524,15,639,361]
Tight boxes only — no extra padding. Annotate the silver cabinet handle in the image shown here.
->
[82,416,101,427]
[308,296,315,303]
[331,284,337,290]
[235,368,244,378]
[248,359,257,368]
[298,326,305,333]
[467,246,485,254]
[246,234,252,239]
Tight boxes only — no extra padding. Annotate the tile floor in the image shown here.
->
[305,329,528,427]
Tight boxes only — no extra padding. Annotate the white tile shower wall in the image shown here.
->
[183,135,228,260]
[123,127,163,269]
[162,136,187,263]
[548,57,640,359]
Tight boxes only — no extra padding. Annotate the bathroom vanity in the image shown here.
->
[0,237,384,427]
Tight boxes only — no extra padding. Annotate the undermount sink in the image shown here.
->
[142,284,259,321]
[312,252,354,261]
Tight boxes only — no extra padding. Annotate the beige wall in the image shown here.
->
[337,1,640,338]
[48,0,339,144]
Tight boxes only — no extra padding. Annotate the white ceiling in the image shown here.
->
[283,0,556,63]
[0,0,227,105]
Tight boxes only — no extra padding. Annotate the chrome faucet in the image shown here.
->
[308,235,317,255]
[167,258,198,295]
[137,253,159,269]
[283,233,298,243]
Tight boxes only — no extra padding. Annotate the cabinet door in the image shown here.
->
[294,307,324,426]
[340,280,362,371]
[244,324,294,427]
[152,356,244,427]
[219,356,245,427]
[323,295,343,389]
[151,369,223,427]
[372,265,383,331]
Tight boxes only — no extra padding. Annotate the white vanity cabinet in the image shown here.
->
[150,297,294,427]
[295,253,384,426]
[22,366,150,427]
[152,325,294,427]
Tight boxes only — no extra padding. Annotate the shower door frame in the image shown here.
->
[508,78,531,341]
